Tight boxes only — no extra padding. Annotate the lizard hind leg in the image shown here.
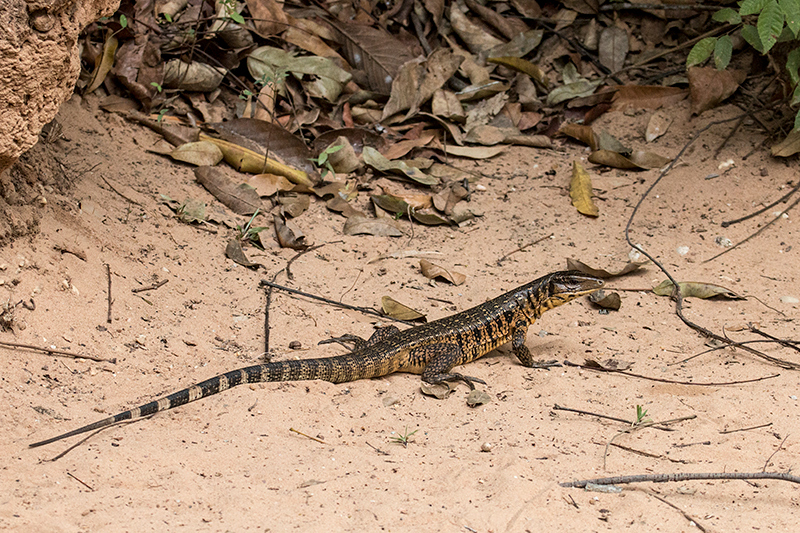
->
[512,322,561,369]
[419,343,487,390]
[318,325,402,350]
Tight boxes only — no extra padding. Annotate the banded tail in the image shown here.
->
[29,355,373,448]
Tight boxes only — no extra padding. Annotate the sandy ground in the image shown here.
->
[1,94,799,532]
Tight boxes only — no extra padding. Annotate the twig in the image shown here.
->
[259,280,418,326]
[552,404,680,431]
[263,269,282,355]
[106,264,112,324]
[563,360,780,386]
[669,339,798,367]
[600,3,721,11]
[748,324,800,353]
[721,179,800,227]
[560,471,800,488]
[131,279,169,293]
[763,434,789,472]
[624,112,800,370]
[0,340,115,363]
[720,422,772,435]
[286,243,325,280]
[66,471,94,491]
[703,195,800,263]
[497,234,553,265]
[289,427,326,444]
[642,490,708,533]
[366,442,390,455]
[101,176,143,207]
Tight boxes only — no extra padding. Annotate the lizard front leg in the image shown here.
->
[419,343,487,390]
[512,321,561,369]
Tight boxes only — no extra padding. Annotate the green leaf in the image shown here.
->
[779,0,800,37]
[119,14,128,28]
[793,83,800,107]
[713,7,742,24]
[714,35,733,69]
[741,0,770,16]
[758,0,785,53]
[741,24,765,53]
[787,47,800,85]
[687,37,717,67]
[795,109,800,130]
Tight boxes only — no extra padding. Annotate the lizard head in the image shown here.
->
[541,271,604,310]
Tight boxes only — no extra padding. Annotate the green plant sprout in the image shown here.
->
[390,426,419,447]
[310,144,343,179]
[236,209,268,244]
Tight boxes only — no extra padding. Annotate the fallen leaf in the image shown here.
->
[688,66,746,115]
[559,123,598,150]
[277,194,310,218]
[442,144,506,159]
[771,129,800,157]
[569,162,599,217]
[466,389,492,407]
[611,85,688,112]
[381,296,426,321]
[273,213,308,249]
[588,290,621,310]
[86,32,118,94]
[343,216,405,237]
[170,141,224,167]
[583,358,633,372]
[598,26,628,73]
[362,147,438,185]
[487,56,549,89]
[247,173,295,197]
[566,258,647,278]
[194,166,262,215]
[420,381,455,399]
[645,110,673,142]
[420,259,466,285]
[588,149,670,170]
[225,239,261,268]
[653,280,745,300]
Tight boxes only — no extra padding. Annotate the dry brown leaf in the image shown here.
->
[442,144,505,159]
[420,381,455,399]
[566,258,646,278]
[771,129,800,157]
[653,280,744,300]
[598,26,628,73]
[382,48,463,120]
[582,358,633,372]
[611,85,688,112]
[381,296,426,321]
[448,2,504,54]
[247,173,295,197]
[326,196,365,218]
[170,141,224,167]
[645,110,673,142]
[273,213,308,249]
[382,131,438,161]
[420,259,466,285]
[560,123,597,150]
[688,67,746,116]
[431,90,466,122]
[362,147,437,185]
[245,0,288,37]
[569,162,598,217]
[486,57,549,89]
[194,166,262,215]
[86,33,118,94]
[588,290,621,310]
[225,239,261,268]
[342,216,404,237]
[466,389,492,407]
[278,194,310,218]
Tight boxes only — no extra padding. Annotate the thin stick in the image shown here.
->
[497,234,553,265]
[703,195,800,263]
[263,270,282,355]
[643,490,708,533]
[131,279,169,293]
[289,427,326,444]
[563,360,780,386]
[720,422,773,435]
[552,404,679,431]
[66,471,94,491]
[0,340,115,363]
[721,179,800,227]
[106,264,112,324]
[259,280,418,326]
[748,324,800,353]
[763,434,789,472]
[560,471,800,488]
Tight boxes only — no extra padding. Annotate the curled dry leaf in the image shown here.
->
[362,147,438,185]
[486,56,549,89]
[645,110,673,142]
[273,213,308,249]
[688,67,746,116]
[164,59,225,92]
[420,259,466,286]
[466,389,492,407]
[653,280,745,300]
[569,162,599,217]
[247,173,295,197]
[194,166,262,216]
[441,144,506,159]
[588,290,621,310]
[170,141,224,166]
[588,149,670,170]
[86,33,118,94]
[381,296,426,322]
[420,381,455,399]
[566,258,646,278]
[225,239,261,269]
[278,194,310,218]
[343,216,404,237]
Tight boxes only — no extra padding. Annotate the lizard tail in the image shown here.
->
[29,355,375,448]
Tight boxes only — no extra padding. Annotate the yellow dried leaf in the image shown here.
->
[569,162,599,217]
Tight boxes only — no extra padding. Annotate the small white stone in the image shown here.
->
[780,296,799,304]
[676,245,689,256]
[480,442,493,452]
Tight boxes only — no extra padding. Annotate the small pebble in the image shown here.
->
[676,246,689,256]
[714,236,732,248]
[480,442,493,452]
[780,296,799,304]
